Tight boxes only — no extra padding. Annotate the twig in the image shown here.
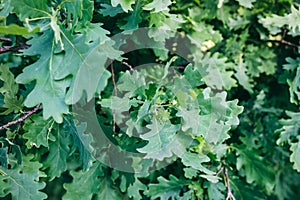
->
[216,166,224,176]
[0,37,12,43]
[268,39,299,48]
[110,64,117,132]
[224,167,236,200]
[121,61,134,72]
[0,45,28,54]
[0,104,41,131]
[111,64,118,96]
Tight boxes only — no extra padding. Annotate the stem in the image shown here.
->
[121,61,134,72]
[0,104,41,131]
[225,167,236,200]
[268,39,299,48]
[111,64,117,133]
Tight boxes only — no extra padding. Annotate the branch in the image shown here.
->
[268,39,299,48]
[121,61,134,72]
[110,64,117,132]
[224,167,236,200]
[0,104,41,131]
[0,39,29,54]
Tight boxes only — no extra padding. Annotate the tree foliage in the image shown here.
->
[0,0,300,199]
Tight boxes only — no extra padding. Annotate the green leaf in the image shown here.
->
[236,147,275,193]
[0,64,22,115]
[65,118,94,170]
[177,108,230,144]
[0,156,47,200]
[23,115,54,148]
[56,31,122,105]
[204,182,226,200]
[236,0,256,8]
[0,1,12,18]
[111,0,135,12]
[194,53,236,90]
[128,177,147,200]
[63,162,103,200]
[98,178,123,200]
[283,57,300,104]
[17,25,120,122]
[0,147,8,168]
[44,123,71,180]
[234,56,254,93]
[143,0,172,13]
[99,3,124,17]
[77,22,110,44]
[290,140,300,172]
[276,111,300,145]
[117,70,146,96]
[10,0,50,21]
[259,5,300,36]
[0,24,39,35]
[137,118,180,160]
[120,0,142,30]
[0,138,22,166]
[145,175,188,200]
[16,30,70,123]
[179,151,215,175]
[61,0,94,26]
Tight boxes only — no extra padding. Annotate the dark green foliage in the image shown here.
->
[0,0,300,199]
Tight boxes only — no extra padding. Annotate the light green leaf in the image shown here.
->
[177,108,230,144]
[143,0,172,13]
[234,57,253,93]
[236,0,256,8]
[111,0,135,12]
[194,53,236,90]
[183,167,198,179]
[77,22,110,43]
[283,57,300,104]
[276,111,300,145]
[204,182,226,200]
[0,24,39,35]
[128,177,147,200]
[259,6,300,36]
[290,140,300,172]
[117,70,146,97]
[180,151,215,175]
[137,119,180,160]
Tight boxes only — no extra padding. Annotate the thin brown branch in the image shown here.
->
[224,167,236,200]
[0,37,12,43]
[268,39,299,48]
[216,166,224,176]
[0,104,41,131]
[121,61,134,72]
[0,45,28,54]
[110,64,117,132]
